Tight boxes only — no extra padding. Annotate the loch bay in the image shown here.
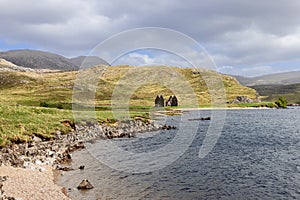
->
[58,108,300,199]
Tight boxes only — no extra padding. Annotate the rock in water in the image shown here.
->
[79,165,85,170]
[77,179,94,190]
[188,117,211,121]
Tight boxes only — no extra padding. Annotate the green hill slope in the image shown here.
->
[0,65,258,108]
[0,65,259,146]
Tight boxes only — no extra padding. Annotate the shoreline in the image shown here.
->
[0,165,71,200]
[175,106,273,111]
[175,105,300,111]
[0,119,168,200]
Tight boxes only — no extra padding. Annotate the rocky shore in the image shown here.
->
[0,119,173,199]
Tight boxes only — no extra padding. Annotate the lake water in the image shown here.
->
[58,108,300,199]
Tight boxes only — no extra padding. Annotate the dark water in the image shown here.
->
[58,108,300,199]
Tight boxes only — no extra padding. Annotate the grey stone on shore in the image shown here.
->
[31,136,42,143]
[77,179,94,190]
[231,96,256,104]
[0,176,8,182]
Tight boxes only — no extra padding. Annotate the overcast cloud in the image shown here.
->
[0,0,300,76]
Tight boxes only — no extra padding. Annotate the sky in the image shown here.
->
[0,0,300,77]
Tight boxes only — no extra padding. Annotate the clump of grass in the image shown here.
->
[227,102,276,108]
[0,105,73,146]
[0,104,152,146]
[40,101,72,110]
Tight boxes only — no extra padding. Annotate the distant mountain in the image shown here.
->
[0,50,78,70]
[0,50,109,71]
[70,56,109,69]
[235,71,300,86]
[250,83,300,104]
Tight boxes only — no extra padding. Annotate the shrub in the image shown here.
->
[40,101,49,107]
[275,96,288,108]
[40,101,65,109]
[56,103,64,109]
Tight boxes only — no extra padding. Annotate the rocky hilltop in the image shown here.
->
[0,50,78,70]
[0,58,60,73]
[0,49,108,71]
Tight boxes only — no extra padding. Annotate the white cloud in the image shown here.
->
[0,0,300,75]
[125,53,154,65]
[217,66,233,71]
[218,65,277,77]
[113,51,190,67]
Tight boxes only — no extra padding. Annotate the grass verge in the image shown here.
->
[0,105,73,146]
[227,102,276,108]
[0,104,151,147]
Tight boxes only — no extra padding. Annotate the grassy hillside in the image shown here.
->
[250,84,300,104]
[0,65,258,146]
[0,65,258,107]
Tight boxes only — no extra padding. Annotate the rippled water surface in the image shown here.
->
[58,108,300,199]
